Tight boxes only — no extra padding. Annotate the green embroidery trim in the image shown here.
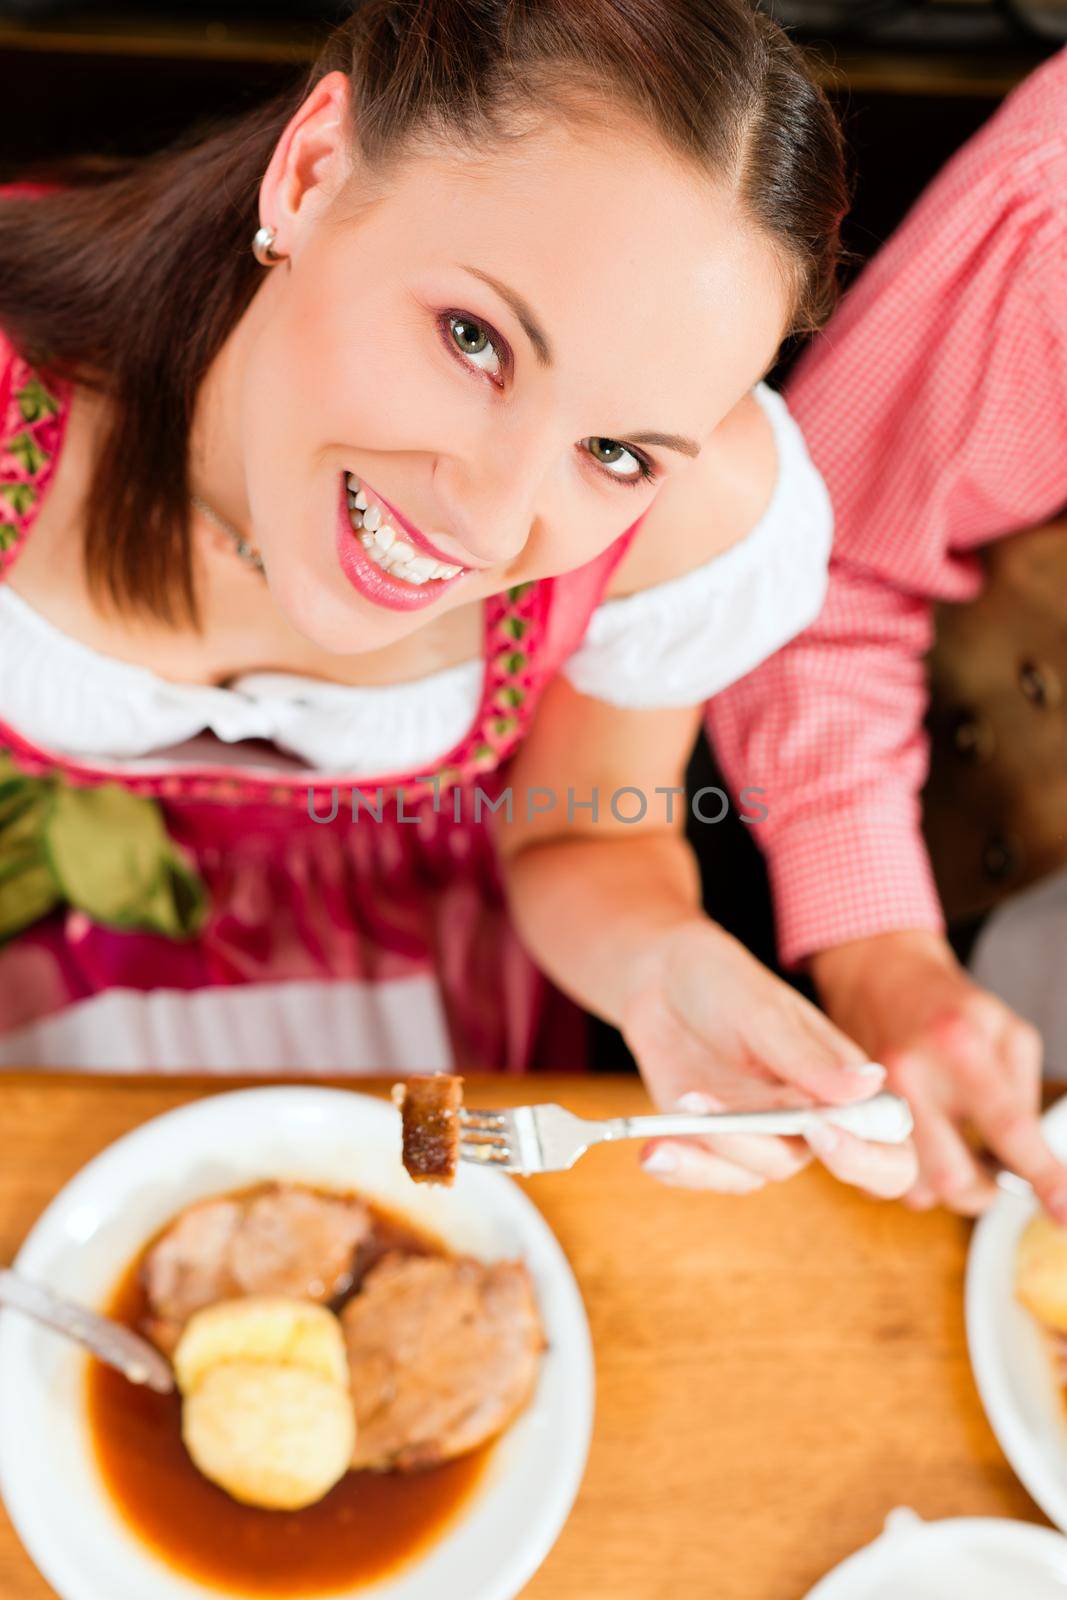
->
[490,716,517,739]
[7,431,47,478]
[0,481,38,517]
[497,650,527,675]
[506,582,534,603]
[15,378,61,426]
[0,522,19,553]
[494,685,525,710]
[500,615,528,641]
[0,753,208,944]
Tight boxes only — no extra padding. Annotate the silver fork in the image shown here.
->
[0,1268,175,1393]
[458,1090,914,1176]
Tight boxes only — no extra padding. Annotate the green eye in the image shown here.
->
[583,437,647,482]
[451,318,489,356]
[446,314,502,378]
[588,439,626,465]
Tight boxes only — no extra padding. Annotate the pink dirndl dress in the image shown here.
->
[0,343,640,1074]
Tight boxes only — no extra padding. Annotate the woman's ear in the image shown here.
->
[258,70,353,258]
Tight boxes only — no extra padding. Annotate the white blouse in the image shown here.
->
[0,384,831,776]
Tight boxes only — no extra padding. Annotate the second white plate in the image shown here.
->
[967,1095,1067,1532]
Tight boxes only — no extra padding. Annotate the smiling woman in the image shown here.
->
[0,1,916,1203]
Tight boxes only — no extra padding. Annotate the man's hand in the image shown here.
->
[811,929,1067,1222]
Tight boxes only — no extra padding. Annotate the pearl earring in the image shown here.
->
[252,224,284,266]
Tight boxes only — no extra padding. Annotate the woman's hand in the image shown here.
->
[620,918,918,1199]
[494,675,913,1204]
[811,929,1067,1222]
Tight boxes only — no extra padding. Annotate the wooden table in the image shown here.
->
[0,1072,1044,1600]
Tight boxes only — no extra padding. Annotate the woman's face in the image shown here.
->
[233,76,792,654]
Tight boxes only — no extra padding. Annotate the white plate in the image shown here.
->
[966,1095,1067,1531]
[805,1508,1067,1598]
[0,1086,594,1600]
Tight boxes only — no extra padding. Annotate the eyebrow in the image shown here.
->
[460,265,553,367]
[459,263,702,459]
[625,430,701,459]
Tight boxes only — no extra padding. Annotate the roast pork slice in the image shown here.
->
[393,1074,464,1185]
[342,1252,545,1472]
[230,1186,370,1301]
[143,1184,372,1340]
[142,1196,244,1329]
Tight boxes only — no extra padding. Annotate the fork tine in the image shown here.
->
[458,1108,511,1130]
[458,1104,555,1174]
[458,1107,516,1171]
[458,1140,516,1168]
[466,1104,547,1175]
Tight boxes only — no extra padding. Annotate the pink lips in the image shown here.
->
[334,476,467,613]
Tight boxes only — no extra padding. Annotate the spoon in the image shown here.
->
[0,1267,175,1394]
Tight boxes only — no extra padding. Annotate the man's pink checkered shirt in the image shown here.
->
[707,47,1067,969]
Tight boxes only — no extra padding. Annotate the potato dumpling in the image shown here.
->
[1016,1213,1067,1331]
[183,1361,355,1510]
[172,1296,354,1510]
[174,1296,349,1393]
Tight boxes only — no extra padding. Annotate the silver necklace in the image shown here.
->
[190,493,266,577]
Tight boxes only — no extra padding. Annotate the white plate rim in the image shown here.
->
[805,1510,1067,1597]
[966,1095,1067,1533]
[0,1084,595,1600]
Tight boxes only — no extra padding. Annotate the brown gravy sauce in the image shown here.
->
[87,1187,492,1597]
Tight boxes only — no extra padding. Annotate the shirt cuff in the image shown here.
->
[761,807,946,971]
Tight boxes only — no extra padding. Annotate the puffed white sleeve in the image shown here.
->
[559,383,833,709]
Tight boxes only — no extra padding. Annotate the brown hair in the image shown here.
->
[0,0,848,628]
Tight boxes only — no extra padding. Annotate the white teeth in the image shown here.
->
[346,490,465,586]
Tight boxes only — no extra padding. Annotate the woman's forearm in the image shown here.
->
[499,829,705,1027]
